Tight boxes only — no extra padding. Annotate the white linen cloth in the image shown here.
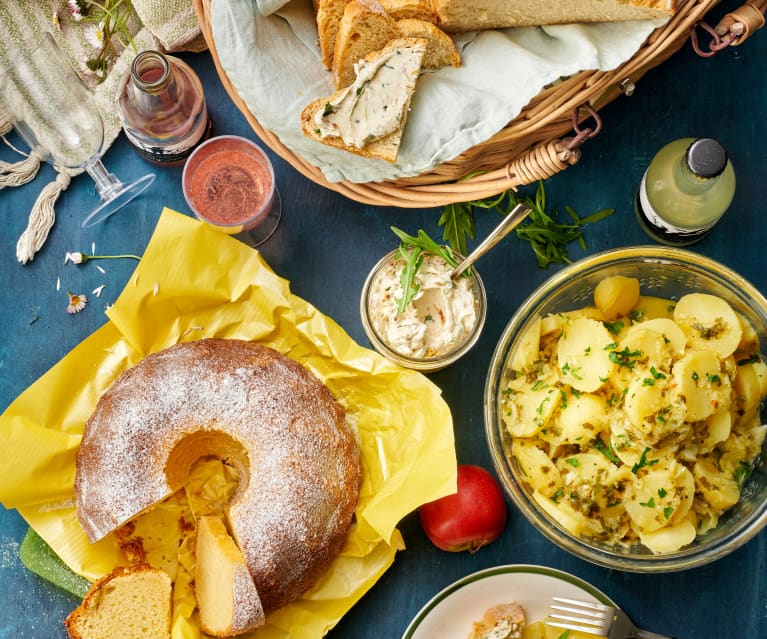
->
[214,0,667,183]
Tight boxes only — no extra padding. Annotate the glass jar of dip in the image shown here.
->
[360,248,487,372]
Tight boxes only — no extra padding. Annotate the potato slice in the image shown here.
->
[673,293,742,358]
[556,318,615,392]
[672,349,731,421]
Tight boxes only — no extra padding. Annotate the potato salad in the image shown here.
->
[501,276,767,553]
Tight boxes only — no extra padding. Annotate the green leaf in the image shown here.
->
[390,227,457,313]
[438,202,475,258]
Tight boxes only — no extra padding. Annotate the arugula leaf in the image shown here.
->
[438,202,475,257]
[390,227,457,313]
[395,244,424,313]
[437,180,614,268]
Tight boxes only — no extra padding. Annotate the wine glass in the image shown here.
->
[0,32,155,228]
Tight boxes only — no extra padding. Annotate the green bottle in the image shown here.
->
[635,137,735,245]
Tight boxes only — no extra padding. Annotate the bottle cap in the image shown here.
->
[686,138,728,179]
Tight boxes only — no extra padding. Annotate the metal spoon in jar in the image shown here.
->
[450,202,533,279]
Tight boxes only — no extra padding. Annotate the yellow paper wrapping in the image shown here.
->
[0,208,458,638]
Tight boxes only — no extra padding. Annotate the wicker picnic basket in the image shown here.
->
[193,0,765,207]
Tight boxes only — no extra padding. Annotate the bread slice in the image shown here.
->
[435,0,677,33]
[468,602,526,639]
[397,18,460,69]
[64,565,172,639]
[332,0,400,89]
[301,37,427,163]
[316,0,350,69]
[380,0,438,22]
[195,515,265,637]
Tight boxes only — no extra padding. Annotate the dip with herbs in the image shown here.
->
[367,252,478,358]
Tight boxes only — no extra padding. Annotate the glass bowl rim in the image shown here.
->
[483,245,767,572]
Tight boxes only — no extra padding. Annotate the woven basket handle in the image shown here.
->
[715,0,766,44]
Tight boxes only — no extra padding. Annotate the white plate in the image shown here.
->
[402,564,616,639]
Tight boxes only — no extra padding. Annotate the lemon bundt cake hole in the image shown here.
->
[164,431,249,497]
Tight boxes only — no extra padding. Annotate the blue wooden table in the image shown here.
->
[1,3,766,637]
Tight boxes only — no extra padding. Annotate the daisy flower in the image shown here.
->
[66,292,87,314]
[65,251,141,264]
[86,21,107,52]
[66,0,83,21]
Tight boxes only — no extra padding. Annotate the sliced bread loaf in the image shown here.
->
[434,0,677,33]
[316,0,350,69]
[64,565,172,639]
[380,0,438,22]
[195,515,265,638]
[397,18,460,69]
[332,0,400,89]
[301,37,428,163]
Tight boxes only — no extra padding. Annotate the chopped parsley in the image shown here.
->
[604,320,625,335]
[631,447,659,474]
[609,347,642,370]
[593,437,621,464]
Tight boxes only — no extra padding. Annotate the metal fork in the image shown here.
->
[547,597,676,639]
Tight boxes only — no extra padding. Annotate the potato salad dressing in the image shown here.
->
[313,44,422,148]
[367,254,478,358]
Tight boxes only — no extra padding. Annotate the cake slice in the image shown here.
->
[195,515,265,637]
[301,37,427,163]
[397,18,461,69]
[64,565,172,639]
[332,0,400,89]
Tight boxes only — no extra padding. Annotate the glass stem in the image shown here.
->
[86,160,123,201]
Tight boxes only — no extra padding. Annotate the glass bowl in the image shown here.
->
[360,248,487,372]
[484,246,767,572]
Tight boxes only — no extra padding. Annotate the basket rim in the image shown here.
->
[192,0,723,207]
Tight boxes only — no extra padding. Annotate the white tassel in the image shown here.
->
[0,149,42,189]
[0,110,12,136]
[16,172,71,265]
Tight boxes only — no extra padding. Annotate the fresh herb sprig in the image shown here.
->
[391,227,458,313]
[438,180,614,268]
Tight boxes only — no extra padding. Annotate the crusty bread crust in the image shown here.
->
[381,0,438,22]
[301,37,427,163]
[434,0,677,33]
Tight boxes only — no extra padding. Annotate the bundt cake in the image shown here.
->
[75,339,361,616]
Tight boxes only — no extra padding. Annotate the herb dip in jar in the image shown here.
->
[367,253,478,358]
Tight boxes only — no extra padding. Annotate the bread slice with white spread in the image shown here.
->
[301,37,427,163]
[468,602,526,639]
[397,18,460,69]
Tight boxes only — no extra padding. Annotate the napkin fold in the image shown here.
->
[212,0,668,183]
[0,208,458,639]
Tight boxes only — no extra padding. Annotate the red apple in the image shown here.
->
[418,464,507,552]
